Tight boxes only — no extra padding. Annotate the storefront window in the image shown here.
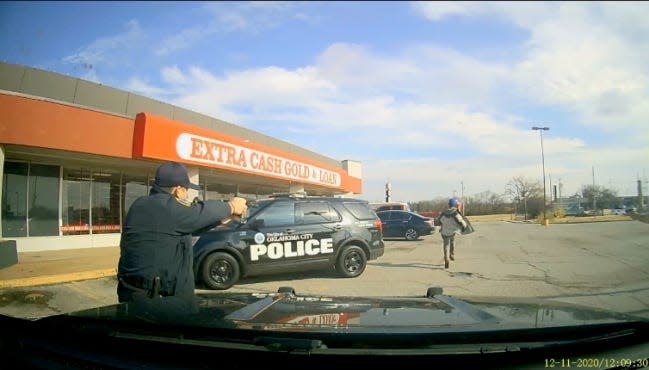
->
[202,182,285,201]
[204,183,236,201]
[2,161,28,237]
[1,162,59,237]
[62,169,91,235]
[123,174,149,221]
[27,164,60,236]
[91,170,121,234]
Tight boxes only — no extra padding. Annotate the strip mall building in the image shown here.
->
[0,62,363,252]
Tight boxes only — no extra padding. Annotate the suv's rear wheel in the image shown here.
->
[201,252,240,290]
[405,228,419,241]
[336,245,366,278]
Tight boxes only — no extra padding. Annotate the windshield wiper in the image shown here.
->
[224,289,294,321]
[426,286,500,323]
[432,294,500,323]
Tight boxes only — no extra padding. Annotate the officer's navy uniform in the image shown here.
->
[117,185,231,303]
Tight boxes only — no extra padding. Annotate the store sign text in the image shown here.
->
[176,133,341,186]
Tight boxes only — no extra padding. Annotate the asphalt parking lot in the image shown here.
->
[1,220,648,320]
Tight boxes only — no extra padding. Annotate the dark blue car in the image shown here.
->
[376,210,435,241]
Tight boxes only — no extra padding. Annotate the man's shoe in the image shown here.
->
[450,255,455,261]
[444,259,450,269]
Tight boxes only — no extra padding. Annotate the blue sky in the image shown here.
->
[2,1,648,202]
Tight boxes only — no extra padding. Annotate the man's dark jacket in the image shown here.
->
[117,186,231,302]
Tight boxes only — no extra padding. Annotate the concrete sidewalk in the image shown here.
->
[0,246,119,289]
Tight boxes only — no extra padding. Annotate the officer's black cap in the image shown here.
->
[155,162,201,190]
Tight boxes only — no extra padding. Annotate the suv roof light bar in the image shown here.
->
[268,191,308,199]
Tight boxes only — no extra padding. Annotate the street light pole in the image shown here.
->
[532,126,550,224]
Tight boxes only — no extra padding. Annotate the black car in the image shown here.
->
[193,194,385,290]
[376,210,435,240]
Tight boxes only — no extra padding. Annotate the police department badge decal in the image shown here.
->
[254,232,265,244]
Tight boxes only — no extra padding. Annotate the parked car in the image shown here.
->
[193,194,385,290]
[417,210,440,219]
[376,210,435,241]
[370,202,411,212]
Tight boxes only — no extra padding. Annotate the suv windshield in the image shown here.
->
[241,199,271,223]
[1,2,648,368]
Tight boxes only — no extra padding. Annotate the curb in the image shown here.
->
[505,218,633,225]
[0,268,117,289]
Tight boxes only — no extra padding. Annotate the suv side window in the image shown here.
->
[297,201,340,224]
[393,211,409,221]
[255,201,295,227]
[376,211,389,221]
[343,202,376,220]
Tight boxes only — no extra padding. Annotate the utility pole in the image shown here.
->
[549,173,553,205]
[385,181,391,203]
[592,166,596,213]
[532,126,549,224]
[639,177,645,210]
[461,181,466,215]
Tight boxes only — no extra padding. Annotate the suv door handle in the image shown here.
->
[285,229,296,234]
[333,224,343,230]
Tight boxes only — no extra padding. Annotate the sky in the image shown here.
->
[1,1,648,203]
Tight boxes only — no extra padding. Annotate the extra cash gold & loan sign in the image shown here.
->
[176,133,341,187]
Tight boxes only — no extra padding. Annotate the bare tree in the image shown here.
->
[581,185,619,212]
[506,176,542,220]
[465,191,509,215]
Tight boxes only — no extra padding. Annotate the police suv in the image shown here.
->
[193,194,385,290]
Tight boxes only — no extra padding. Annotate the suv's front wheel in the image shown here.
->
[201,252,240,290]
[336,245,367,278]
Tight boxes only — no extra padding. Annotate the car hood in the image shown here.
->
[64,288,647,335]
[5,288,649,359]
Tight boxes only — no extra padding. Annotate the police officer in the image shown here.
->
[117,161,248,304]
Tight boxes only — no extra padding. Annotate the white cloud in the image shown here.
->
[62,19,144,69]
[143,41,615,165]
[360,155,541,202]
[160,65,189,86]
[512,4,649,130]
[410,1,490,21]
[411,1,558,27]
[315,43,507,105]
[155,26,212,56]
[156,2,301,55]
[125,77,168,98]
[359,142,648,202]
[126,3,647,201]
[214,1,294,33]
[413,1,649,137]
[161,65,335,124]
